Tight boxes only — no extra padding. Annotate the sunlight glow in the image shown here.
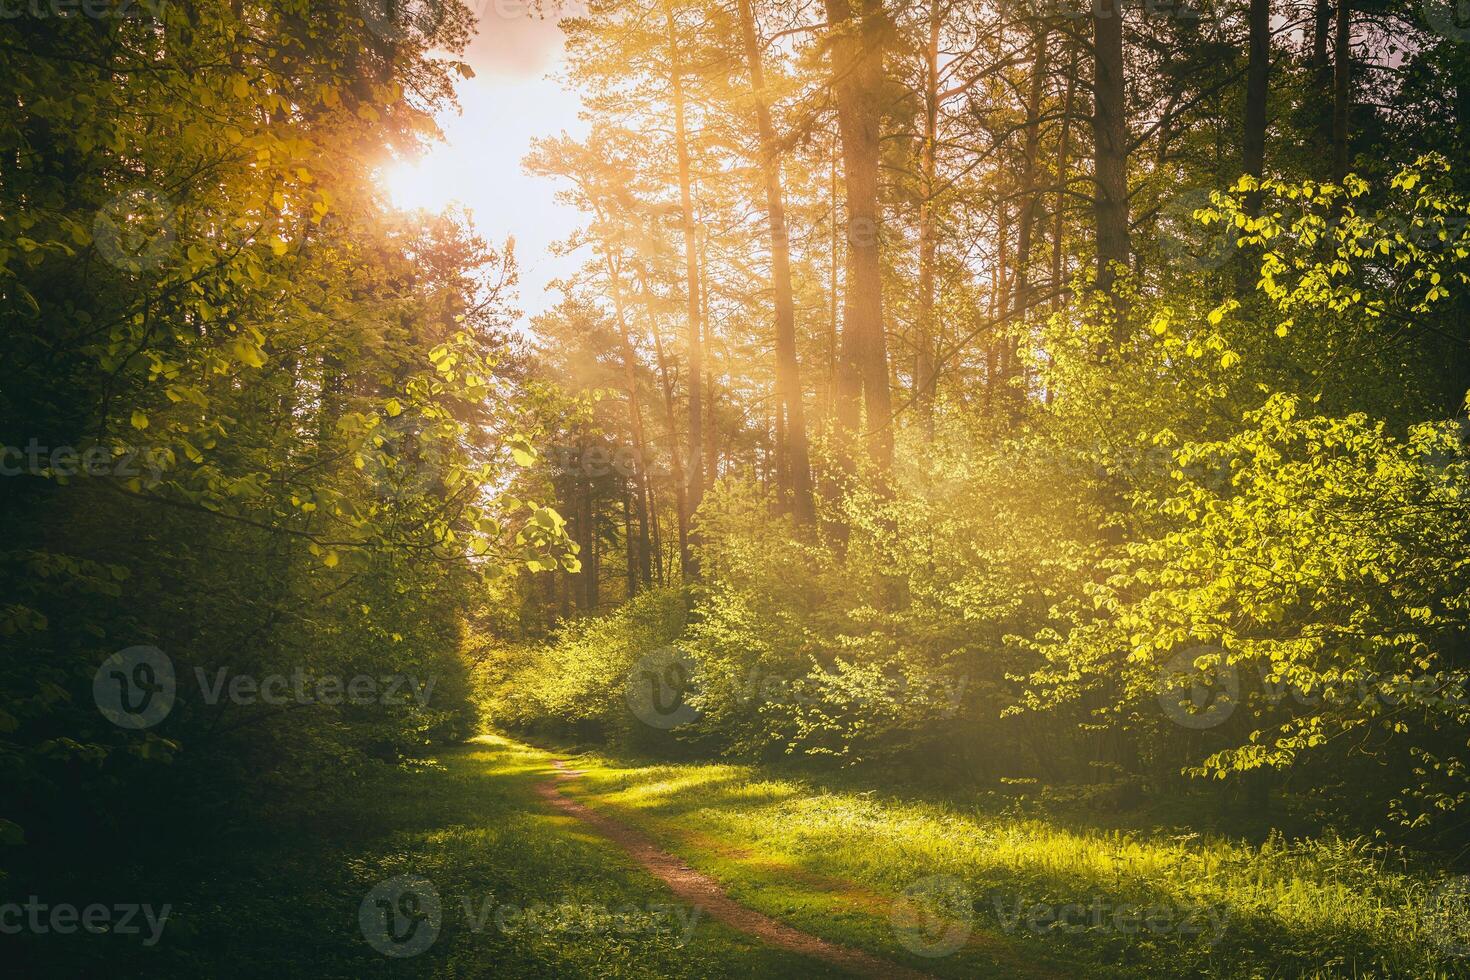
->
[382,159,454,214]
[377,9,589,320]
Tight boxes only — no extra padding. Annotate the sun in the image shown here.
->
[381,158,457,213]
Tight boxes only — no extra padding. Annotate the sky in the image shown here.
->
[381,1,590,321]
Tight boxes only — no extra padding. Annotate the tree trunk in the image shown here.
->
[1313,0,1332,148]
[1010,27,1050,403]
[913,0,941,431]
[637,263,691,578]
[827,124,840,428]
[1243,0,1269,195]
[603,249,654,589]
[1091,0,1130,295]
[736,0,815,524]
[1051,51,1078,315]
[666,5,704,567]
[1331,0,1351,182]
[1239,0,1271,292]
[701,237,718,491]
[823,0,894,470]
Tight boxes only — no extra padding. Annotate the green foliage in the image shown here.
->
[481,585,688,741]
[0,0,574,876]
[496,163,1470,842]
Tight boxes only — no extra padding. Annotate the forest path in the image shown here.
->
[536,759,937,980]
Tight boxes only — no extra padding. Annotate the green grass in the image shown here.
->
[8,736,848,979]
[522,736,1470,979]
[14,733,1469,978]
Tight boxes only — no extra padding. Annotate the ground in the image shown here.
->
[13,734,1460,978]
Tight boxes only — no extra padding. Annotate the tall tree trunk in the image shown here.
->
[1331,0,1351,182]
[1313,0,1332,148]
[913,0,941,431]
[584,489,599,611]
[623,492,636,598]
[1051,51,1078,315]
[702,240,719,491]
[823,0,894,470]
[827,123,840,428]
[1091,0,1130,295]
[637,263,691,579]
[737,0,815,524]
[667,5,704,569]
[1009,27,1050,403]
[603,249,653,588]
[993,200,1011,408]
[1242,0,1270,195]
[1239,0,1271,293]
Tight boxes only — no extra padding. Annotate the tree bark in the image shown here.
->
[1331,0,1351,182]
[1051,50,1078,316]
[666,5,704,568]
[602,249,654,589]
[1243,0,1269,194]
[1313,0,1332,148]
[913,0,941,431]
[1238,0,1271,292]
[823,0,894,470]
[701,238,718,491]
[636,263,691,579]
[1010,26,1050,402]
[1091,0,1130,295]
[737,0,815,523]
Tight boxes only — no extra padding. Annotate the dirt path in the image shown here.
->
[534,760,935,980]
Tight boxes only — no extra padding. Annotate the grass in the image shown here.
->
[13,733,1468,978]
[521,735,1470,979]
[7,736,848,979]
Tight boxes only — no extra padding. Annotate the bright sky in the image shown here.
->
[381,2,589,321]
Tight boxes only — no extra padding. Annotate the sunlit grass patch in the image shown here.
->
[533,738,1467,978]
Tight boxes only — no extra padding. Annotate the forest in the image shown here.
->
[3,0,1470,975]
